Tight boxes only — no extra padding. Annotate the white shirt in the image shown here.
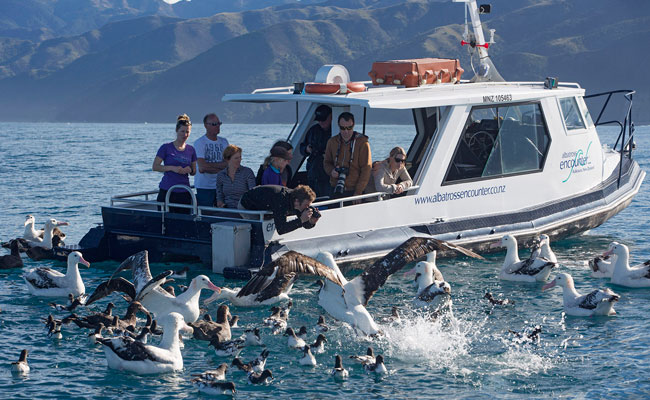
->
[193,134,229,189]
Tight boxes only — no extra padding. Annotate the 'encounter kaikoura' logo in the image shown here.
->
[561,141,593,183]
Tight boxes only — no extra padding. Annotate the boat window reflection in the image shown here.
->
[560,97,587,130]
[444,101,550,183]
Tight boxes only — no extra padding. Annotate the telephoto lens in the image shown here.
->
[334,167,348,194]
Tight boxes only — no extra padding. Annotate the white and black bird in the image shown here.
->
[284,327,306,349]
[24,251,90,297]
[0,239,23,269]
[170,266,189,279]
[484,292,514,306]
[264,302,292,334]
[363,354,388,375]
[350,347,375,364]
[87,251,220,323]
[191,363,228,381]
[403,251,452,308]
[542,273,620,316]
[493,235,557,282]
[232,349,269,374]
[603,242,650,287]
[331,355,349,381]
[299,345,317,366]
[87,323,105,345]
[209,338,245,357]
[381,306,402,324]
[49,293,85,312]
[204,251,345,307]
[42,314,64,339]
[11,350,29,374]
[244,328,263,346]
[316,315,329,332]
[317,237,483,335]
[192,379,236,396]
[247,369,273,384]
[310,334,327,354]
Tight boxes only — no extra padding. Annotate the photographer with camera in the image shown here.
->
[238,184,320,267]
[323,112,372,205]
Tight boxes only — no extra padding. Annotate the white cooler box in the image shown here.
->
[211,221,251,274]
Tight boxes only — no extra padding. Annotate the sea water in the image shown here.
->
[1,122,649,398]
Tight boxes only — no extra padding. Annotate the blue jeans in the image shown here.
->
[196,188,216,207]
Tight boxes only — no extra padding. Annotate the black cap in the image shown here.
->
[314,105,332,122]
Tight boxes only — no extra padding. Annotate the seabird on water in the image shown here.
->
[316,315,329,332]
[350,347,375,364]
[191,363,228,381]
[192,379,236,396]
[542,273,620,316]
[247,369,273,384]
[299,345,317,366]
[0,239,23,269]
[310,334,327,354]
[603,242,650,287]
[493,235,557,282]
[284,327,306,349]
[99,312,190,374]
[363,354,388,374]
[244,328,263,346]
[330,355,348,381]
[24,251,89,297]
[232,349,269,373]
[11,349,29,374]
[86,250,220,323]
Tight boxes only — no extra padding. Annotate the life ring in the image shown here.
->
[304,82,366,95]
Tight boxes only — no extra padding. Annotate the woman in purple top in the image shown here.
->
[152,114,197,214]
[216,145,256,208]
[261,145,292,186]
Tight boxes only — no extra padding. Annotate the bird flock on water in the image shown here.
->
[3,215,650,395]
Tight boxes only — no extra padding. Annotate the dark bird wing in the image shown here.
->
[578,289,619,310]
[354,237,483,306]
[86,277,137,305]
[99,337,170,363]
[25,268,60,289]
[514,258,556,276]
[236,251,344,303]
[135,270,174,301]
[109,251,153,295]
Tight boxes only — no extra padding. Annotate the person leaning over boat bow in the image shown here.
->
[323,112,372,205]
[300,105,332,197]
[152,114,197,214]
[365,146,412,200]
[194,113,229,207]
[238,185,319,267]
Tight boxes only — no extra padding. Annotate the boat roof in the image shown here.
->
[222,80,585,109]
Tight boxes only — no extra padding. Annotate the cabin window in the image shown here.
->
[443,102,550,184]
[560,97,586,130]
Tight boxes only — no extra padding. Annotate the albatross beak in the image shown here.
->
[204,291,220,304]
[57,221,70,226]
[403,267,416,277]
[489,240,502,249]
[602,249,614,257]
[541,280,556,291]
[207,281,221,293]
[79,255,91,268]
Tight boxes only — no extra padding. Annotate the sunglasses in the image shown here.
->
[339,125,354,131]
[394,157,406,163]
[208,121,222,126]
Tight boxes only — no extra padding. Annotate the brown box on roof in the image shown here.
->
[369,58,464,87]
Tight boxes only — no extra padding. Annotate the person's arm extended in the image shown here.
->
[397,167,413,191]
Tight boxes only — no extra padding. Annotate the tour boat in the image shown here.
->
[76,0,643,272]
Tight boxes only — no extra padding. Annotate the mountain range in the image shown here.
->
[0,0,648,124]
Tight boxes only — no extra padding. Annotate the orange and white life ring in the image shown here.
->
[304,82,366,95]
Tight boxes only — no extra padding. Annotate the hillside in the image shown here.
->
[0,0,647,124]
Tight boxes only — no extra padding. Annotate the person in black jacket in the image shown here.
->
[238,185,319,267]
[256,140,294,187]
[300,105,332,197]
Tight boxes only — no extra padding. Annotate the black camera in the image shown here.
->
[309,206,321,219]
[334,167,348,194]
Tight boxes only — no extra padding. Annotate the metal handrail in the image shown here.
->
[584,89,635,188]
[313,185,420,208]
[165,185,198,214]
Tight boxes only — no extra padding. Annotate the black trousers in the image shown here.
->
[157,189,192,214]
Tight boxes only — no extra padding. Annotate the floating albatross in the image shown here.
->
[205,251,345,307]
[86,250,220,323]
[23,251,90,297]
[316,236,483,335]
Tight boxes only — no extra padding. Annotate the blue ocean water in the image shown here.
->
[1,122,649,398]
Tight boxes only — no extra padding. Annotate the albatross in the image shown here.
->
[493,234,557,282]
[23,251,90,297]
[86,250,220,323]
[204,251,344,307]
[316,237,483,335]
[542,273,620,316]
[603,242,650,287]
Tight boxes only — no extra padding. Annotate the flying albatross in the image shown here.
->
[204,251,344,307]
[316,236,484,335]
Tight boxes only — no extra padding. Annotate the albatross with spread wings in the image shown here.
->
[316,237,484,335]
[205,251,344,307]
[86,251,220,323]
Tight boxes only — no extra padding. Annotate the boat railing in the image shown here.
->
[110,186,271,222]
[584,89,635,188]
[313,185,420,208]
